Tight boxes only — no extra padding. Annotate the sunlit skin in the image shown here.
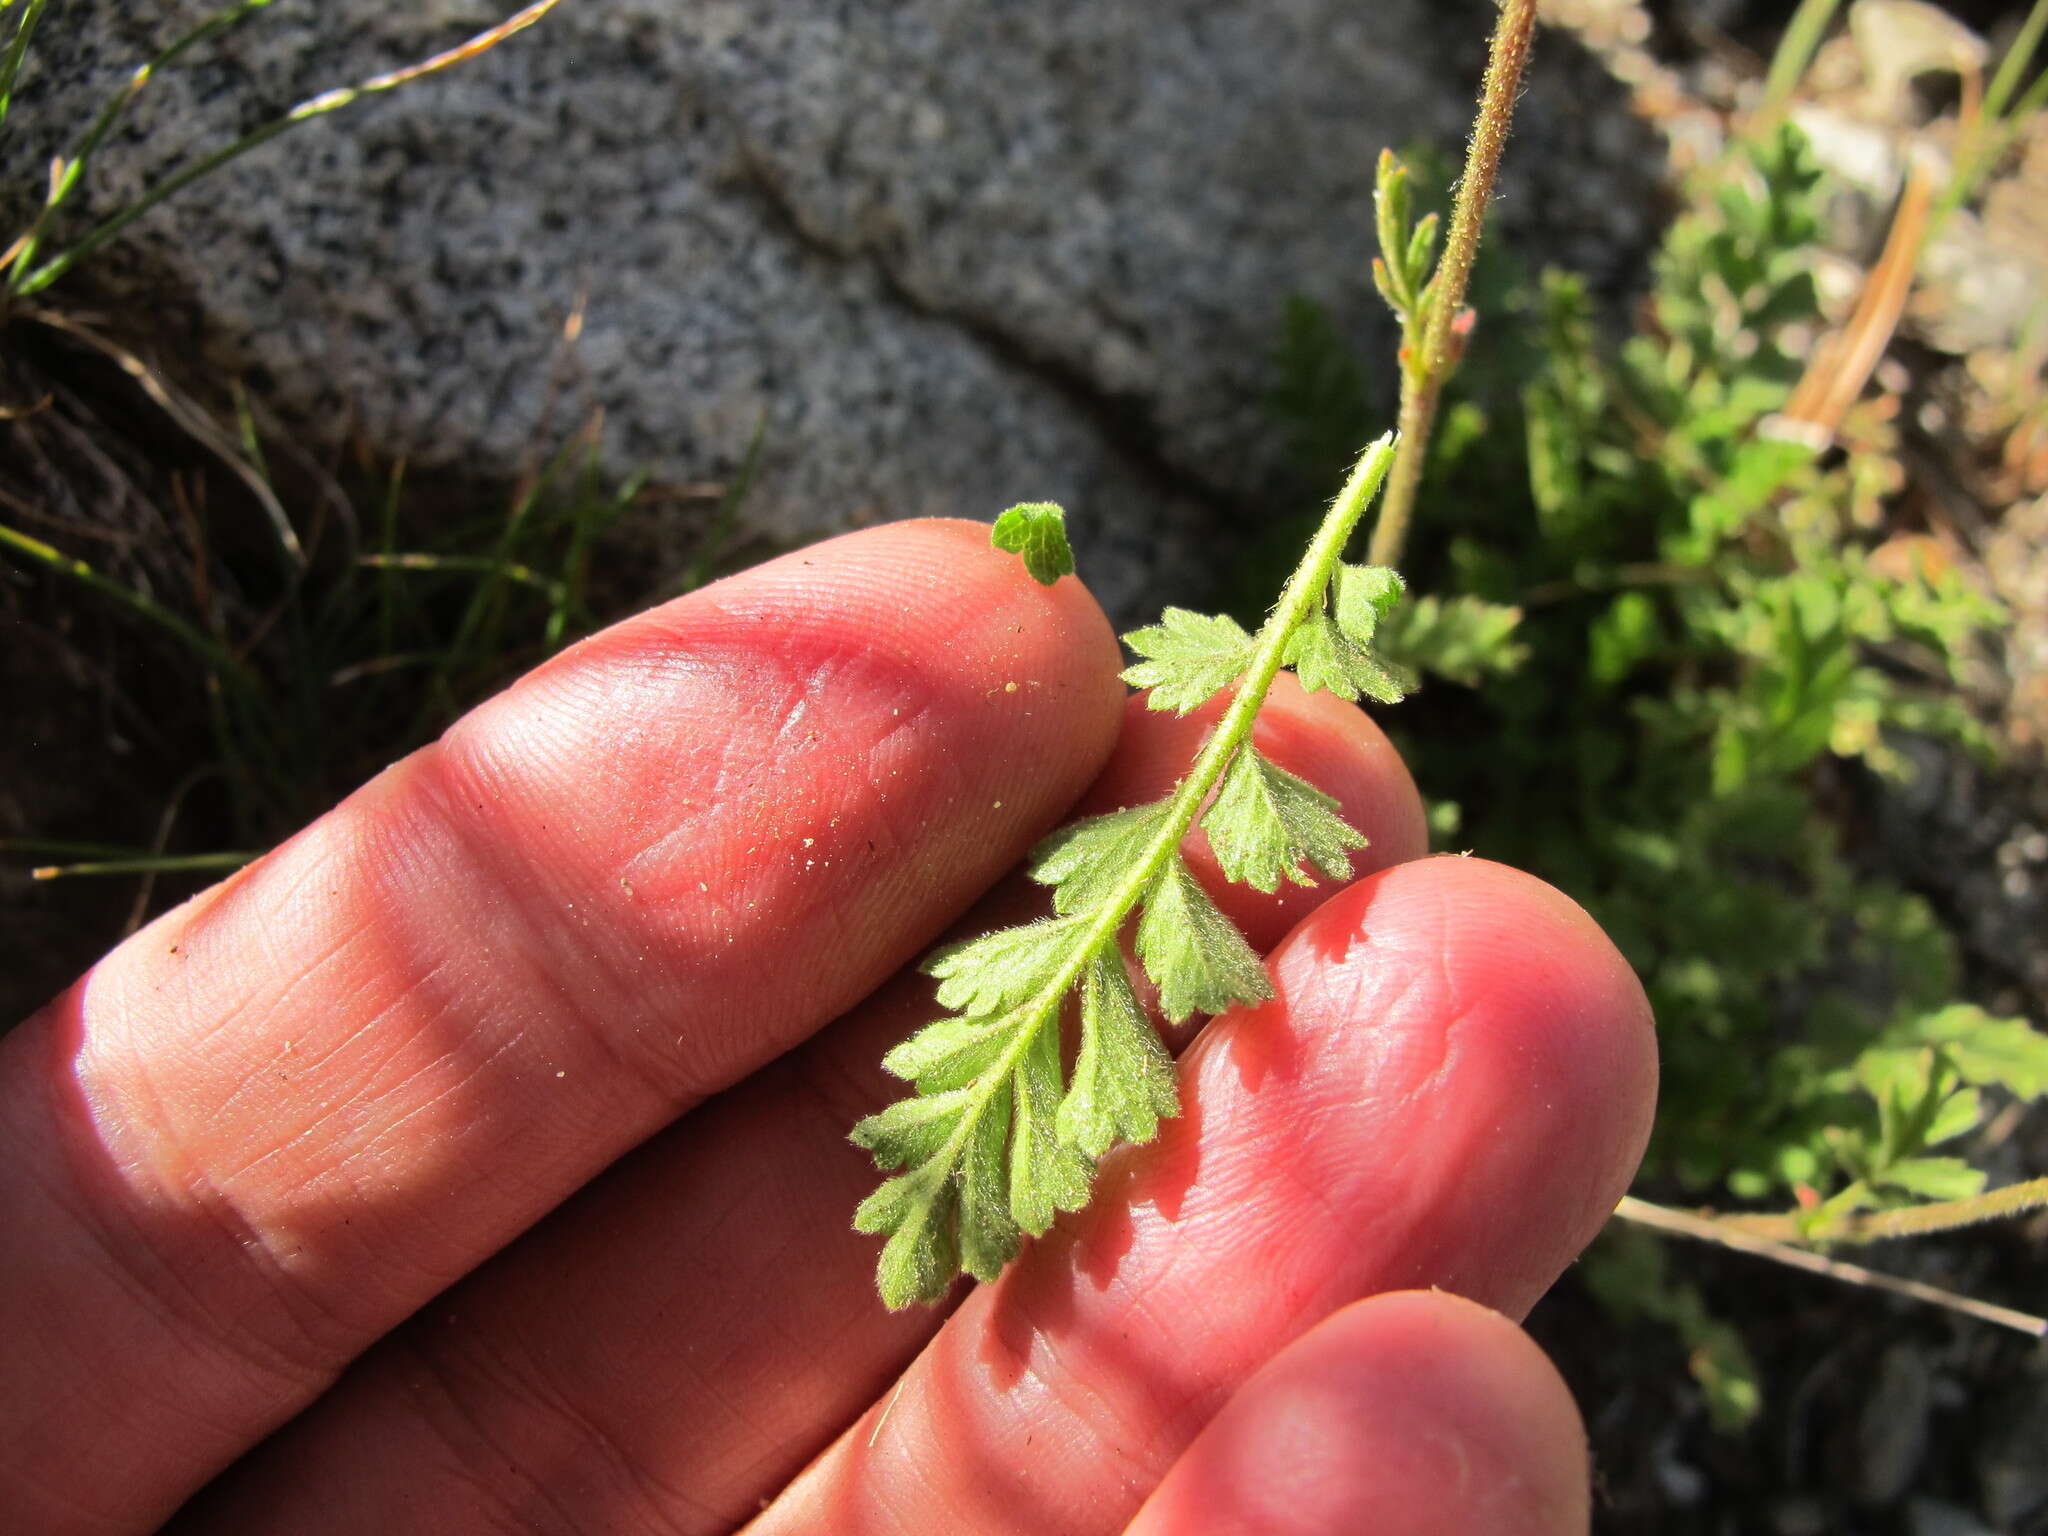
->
[0,521,1655,1534]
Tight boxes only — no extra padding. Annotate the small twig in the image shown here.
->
[1615,1196,2048,1338]
[328,650,440,688]
[123,764,221,935]
[1367,0,1537,571]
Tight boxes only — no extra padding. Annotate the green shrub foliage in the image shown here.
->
[1274,124,2048,1420]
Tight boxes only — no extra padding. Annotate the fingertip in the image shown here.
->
[1324,853,1661,1221]
[1127,1289,1590,1536]
[1168,854,1657,1320]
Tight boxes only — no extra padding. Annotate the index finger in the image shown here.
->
[0,519,1125,1533]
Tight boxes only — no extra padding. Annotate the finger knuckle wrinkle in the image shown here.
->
[403,1332,704,1536]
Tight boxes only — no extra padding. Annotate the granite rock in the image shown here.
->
[6,0,1658,616]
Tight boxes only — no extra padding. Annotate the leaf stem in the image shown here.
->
[1367,0,1536,572]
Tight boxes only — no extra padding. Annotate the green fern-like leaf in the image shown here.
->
[1058,949,1179,1158]
[854,434,1414,1308]
[1283,608,1410,704]
[1204,747,1367,892]
[1030,801,1173,914]
[1121,609,1257,713]
[1136,853,1274,1021]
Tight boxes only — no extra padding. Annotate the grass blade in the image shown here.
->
[0,519,256,690]
[29,851,255,880]
[673,413,767,596]
[10,0,561,298]
[1761,0,1844,114]
[6,0,278,290]
[1984,0,2048,122]
[359,550,567,603]
[0,0,51,133]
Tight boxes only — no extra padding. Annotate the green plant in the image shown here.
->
[0,397,704,869]
[1270,95,2048,1422]
[853,452,1411,1308]
[850,0,1541,1311]
[1458,124,2038,1218]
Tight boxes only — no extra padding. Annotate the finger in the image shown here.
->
[176,684,1426,1534]
[0,520,1125,1533]
[1124,1290,1590,1536]
[753,855,1656,1533]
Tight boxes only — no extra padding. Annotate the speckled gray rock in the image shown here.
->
[7,0,1657,616]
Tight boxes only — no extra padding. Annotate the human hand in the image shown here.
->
[0,521,1655,1534]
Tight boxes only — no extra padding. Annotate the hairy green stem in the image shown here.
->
[1616,1195,2048,1337]
[915,434,1400,1190]
[1713,1173,2048,1244]
[1072,433,1399,962]
[1367,0,1536,572]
